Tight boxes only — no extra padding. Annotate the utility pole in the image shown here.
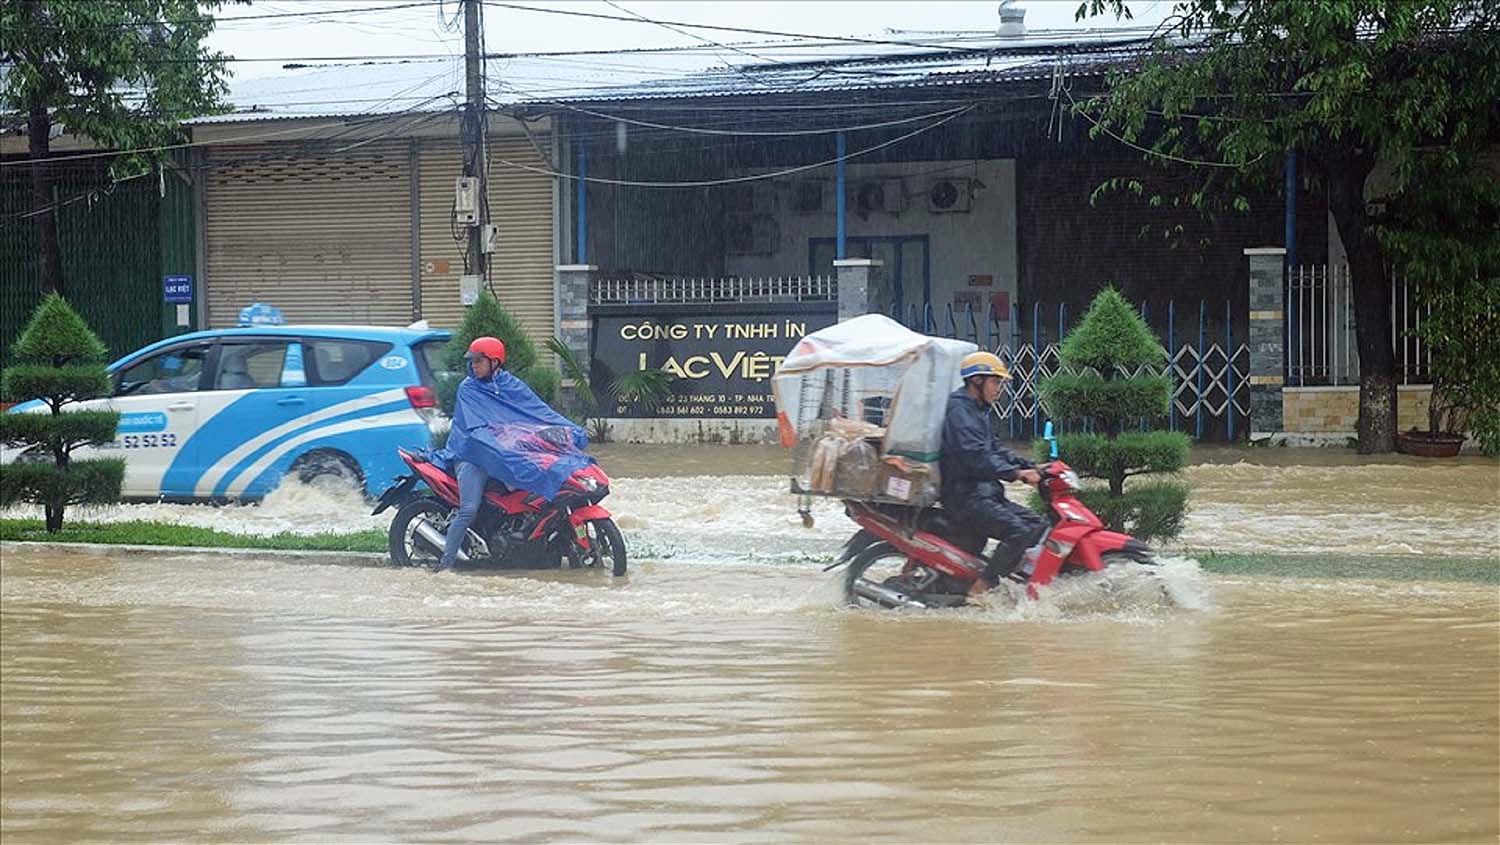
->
[461,0,488,296]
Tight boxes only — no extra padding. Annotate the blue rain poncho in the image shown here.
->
[436,369,593,500]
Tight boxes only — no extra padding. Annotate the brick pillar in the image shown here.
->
[1245,247,1286,439]
[555,262,596,374]
[833,258,884,322]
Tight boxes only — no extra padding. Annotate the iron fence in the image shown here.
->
[1286,264,1431,386]
[591,274,835,305]
[916,298,1250,442]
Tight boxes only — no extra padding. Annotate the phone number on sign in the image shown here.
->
[115,433,179,449]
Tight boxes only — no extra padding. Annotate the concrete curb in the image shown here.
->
[1,540,389,568]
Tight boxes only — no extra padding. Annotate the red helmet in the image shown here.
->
[465,336,506,365]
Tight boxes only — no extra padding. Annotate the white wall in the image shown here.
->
[724,159,1017,323]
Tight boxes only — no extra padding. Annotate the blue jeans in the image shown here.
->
[439,460,488,568]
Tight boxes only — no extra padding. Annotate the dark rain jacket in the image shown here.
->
[939,386,1034,510]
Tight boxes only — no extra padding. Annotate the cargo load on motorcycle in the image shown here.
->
[772,314,976,507]
[773,315,1161,609]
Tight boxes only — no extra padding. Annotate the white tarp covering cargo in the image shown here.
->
[772,314,976,462]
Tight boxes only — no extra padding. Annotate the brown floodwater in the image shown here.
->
[2,544,1496,843]
[2,447,1497,841]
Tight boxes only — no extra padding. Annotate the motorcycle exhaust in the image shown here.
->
[413,518,469,562]
[851,578,929,610]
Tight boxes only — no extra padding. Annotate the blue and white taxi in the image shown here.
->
[5,320,451,501]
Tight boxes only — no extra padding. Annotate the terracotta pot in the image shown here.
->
[1397,431,1466,458]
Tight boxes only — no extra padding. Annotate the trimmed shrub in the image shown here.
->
[1038,288,1189,542]
[0,294,123,532]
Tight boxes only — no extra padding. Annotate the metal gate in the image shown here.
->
[203,141,413,327]
[918,298,1250,442]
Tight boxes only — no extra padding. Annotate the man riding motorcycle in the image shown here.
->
[437,336,589,571]
[940,351,1048,597]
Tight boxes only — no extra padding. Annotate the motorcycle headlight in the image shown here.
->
[1060,469,1081,491]
[579,476,600,493]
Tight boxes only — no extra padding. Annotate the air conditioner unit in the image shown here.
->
[928,178,974,213]
[724,183,778,215]
[726,214,780,255]
[854,178,907,215]
[791,180,824,213]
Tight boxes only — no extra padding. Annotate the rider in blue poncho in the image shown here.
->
[434,336,592,570]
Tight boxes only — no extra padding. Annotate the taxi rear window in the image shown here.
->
[304,338,392,386]
[412,338,452,387]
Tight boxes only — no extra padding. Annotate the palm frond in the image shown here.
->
[546,337,596,411]
[609,368,672,410]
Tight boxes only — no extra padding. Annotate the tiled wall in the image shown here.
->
[1283,386,1434,433]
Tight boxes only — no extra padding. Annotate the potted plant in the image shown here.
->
[1396,277,1497,458]
[1397,380,1470,457]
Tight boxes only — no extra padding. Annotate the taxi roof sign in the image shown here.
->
[238,302,285,327]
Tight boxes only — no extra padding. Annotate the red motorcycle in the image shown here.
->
[837,431,1154,608]
[373,446,626,574]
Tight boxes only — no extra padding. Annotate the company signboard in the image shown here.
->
[590,303,836,418]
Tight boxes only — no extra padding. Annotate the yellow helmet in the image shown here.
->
[959,351,1011,381]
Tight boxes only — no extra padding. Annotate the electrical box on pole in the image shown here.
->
[454,176,479,225]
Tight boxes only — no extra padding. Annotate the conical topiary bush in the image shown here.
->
[1036,288,1190,541]
[436,291,559,415]
[0,293,124,532]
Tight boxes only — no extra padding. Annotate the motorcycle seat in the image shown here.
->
[484,478,512,495]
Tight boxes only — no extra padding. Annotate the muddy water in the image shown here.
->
[5,448,1497,560]
[2,546,1496,843]
[3,448,1497,841]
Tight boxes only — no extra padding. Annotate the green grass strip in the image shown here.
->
[1187,550,1499,584]
[0,518,387,553]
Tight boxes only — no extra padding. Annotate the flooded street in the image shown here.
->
[3,548,1496,843]
[3,448,1498,841]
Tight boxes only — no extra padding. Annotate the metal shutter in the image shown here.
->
[204,141,413,327]
[418,136,554,350]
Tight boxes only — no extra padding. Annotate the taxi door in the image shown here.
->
[104,341,214,498]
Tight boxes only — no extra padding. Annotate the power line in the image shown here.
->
[482,1,981,54]
[0,93,460,169]
[488,103,977,188]
[492,88,974,137]
[599,0,792,91]
[25,1,441,31]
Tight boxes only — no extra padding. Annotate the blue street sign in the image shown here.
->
[163,275,193,304]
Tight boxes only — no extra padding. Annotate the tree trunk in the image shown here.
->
[44,501,64,534]
[28,104,63,296]
[1326,148,1397,453]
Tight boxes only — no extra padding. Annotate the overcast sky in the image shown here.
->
[211,0,1173,82]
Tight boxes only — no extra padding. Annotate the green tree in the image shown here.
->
[1,0,235,295]
[1075,0,1500,453]
[437,292,560,414]
[1037,288,1191,542]
[1379,163,1500,454]
[0,293,124,532]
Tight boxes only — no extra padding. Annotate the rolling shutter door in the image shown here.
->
[418,136,554,349]
[204,141,412,327]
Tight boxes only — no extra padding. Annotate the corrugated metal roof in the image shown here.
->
[191,30,1156,124]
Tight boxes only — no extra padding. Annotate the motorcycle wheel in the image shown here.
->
[843,542,940,609]
[576,517,628,576]
[388,498,451,567]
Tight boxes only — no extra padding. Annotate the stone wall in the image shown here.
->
[1283,386,1434,433]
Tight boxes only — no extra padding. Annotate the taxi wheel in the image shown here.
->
[289,450,364,498]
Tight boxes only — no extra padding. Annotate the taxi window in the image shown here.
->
[213,342,288,390]
[305,338,392,386]
[115,344,212,396]
[412,338,452,387]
